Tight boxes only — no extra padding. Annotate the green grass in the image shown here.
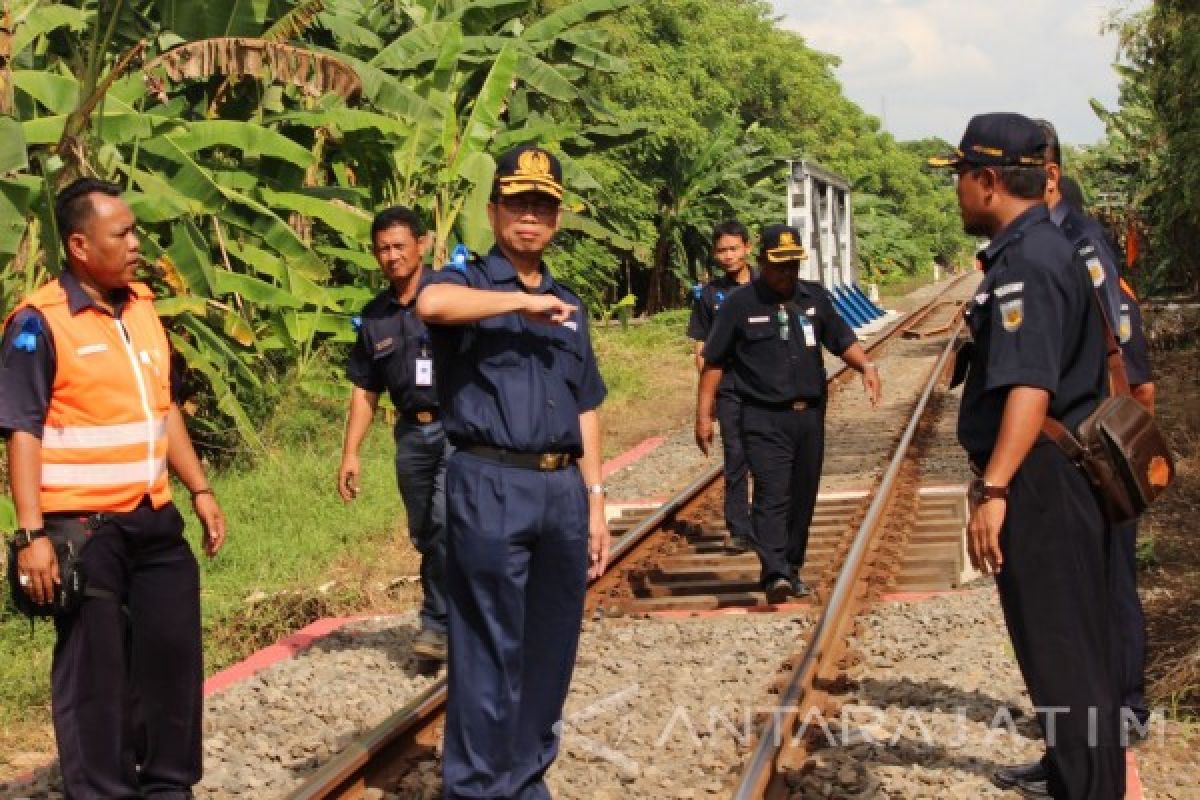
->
[593,309,693,404]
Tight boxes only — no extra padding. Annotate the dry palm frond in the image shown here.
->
[263,0,329,43]
[143,37,362,102]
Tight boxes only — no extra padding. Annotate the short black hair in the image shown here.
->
[1034,119,1063,167]
[712,220,749,244]
[54,178,122,249]
[370,205,425,245]
[966,165,1046,200]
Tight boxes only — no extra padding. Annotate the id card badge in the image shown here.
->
[415,357,433,387]
[800,318,817,347]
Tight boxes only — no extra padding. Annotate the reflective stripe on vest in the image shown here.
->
[12,279,173,513]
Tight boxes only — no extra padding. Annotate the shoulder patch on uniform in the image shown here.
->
[1119,309,1132,343]
[999,298,1024,332]
[12,315,42,353]
[994,282,1023,298]
[447,243,471,273]
[1086,257,1106,287]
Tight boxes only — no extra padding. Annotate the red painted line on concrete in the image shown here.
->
[1127,751,1145,800]
[202,615,370,697]
[601,435,666,479]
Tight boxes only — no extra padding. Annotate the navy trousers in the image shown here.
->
[714,389,752,541]
[1110,520,1147,725]
[51,501,202,800]
[442,452,589,800]
[394,419,450,634]
[740,403,825,585]
[994,443,1125,799]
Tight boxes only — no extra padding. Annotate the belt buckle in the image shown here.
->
[416,410,434,424]
[539,453,566,471]
[791,400,808,412]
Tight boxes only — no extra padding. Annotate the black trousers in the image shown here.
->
[994,442,1125,799]
[741,402,825,585]
[52,501,202,800]
[1110,520,1147,724]
[714,389,752,541]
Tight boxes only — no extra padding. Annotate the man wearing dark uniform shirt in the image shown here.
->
[932,112,1124,799]
[1058,173,1156,740]
[416,145,609,799]
[696,225,881,604]
[339,206,449,663]
[687,220,754,551]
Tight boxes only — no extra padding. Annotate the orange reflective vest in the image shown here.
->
[10,279,173,513]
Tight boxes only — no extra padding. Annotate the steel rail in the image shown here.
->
[732,316,964,800]
[284,275,973,800]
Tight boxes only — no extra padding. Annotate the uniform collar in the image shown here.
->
[385,268,429,309]
[485,246,555,294]
[59,270,133,316]
[710,269,753,289]
[978,204,1050,270]
[1048,199,1070,228]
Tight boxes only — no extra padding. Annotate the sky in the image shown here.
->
[768,0,1150,145]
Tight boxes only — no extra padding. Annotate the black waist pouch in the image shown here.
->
[6,515,105,618]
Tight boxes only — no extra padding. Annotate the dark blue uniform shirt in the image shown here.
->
[1118,283,1152,387]
[419,247,606,455]
[0,272,182,439]
[1051,201,1122,331]
[958,205,1107,462]
[346,279,439,413]
[687,272,753,393]
[702,278,858,406]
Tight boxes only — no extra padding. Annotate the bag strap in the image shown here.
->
[1039,267,1131,448]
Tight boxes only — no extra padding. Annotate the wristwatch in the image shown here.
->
[10,528,46,549]
[587,484,607,497]
[969,478,1009,504]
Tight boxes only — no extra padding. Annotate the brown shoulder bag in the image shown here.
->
[1040,288,1174,523]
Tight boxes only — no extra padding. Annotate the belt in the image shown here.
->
[461,445,575,471]
[746,398,815,412]
[401,408,440,425]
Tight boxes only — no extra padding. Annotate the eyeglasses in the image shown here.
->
[497,195,560,217]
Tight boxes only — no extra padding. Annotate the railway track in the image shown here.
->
[286,274,976,800]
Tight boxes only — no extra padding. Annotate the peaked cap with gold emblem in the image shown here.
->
[928,112,1048,169]
[493,144,564,200]
[760,224,808,264]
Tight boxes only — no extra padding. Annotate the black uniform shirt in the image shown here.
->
[1118,283,1152,387]
[346,278,439,414]
[702,277,858,406]
[1051,201,1122,331]
[957,205,1107,462]
[0,272,182,439]
[419,247,607,455]
[687,272,753,392]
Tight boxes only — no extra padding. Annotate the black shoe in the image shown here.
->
[790,577,812,597]
[993,760,1047,791]
[765,577,792,604]
[727,536,750,553]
